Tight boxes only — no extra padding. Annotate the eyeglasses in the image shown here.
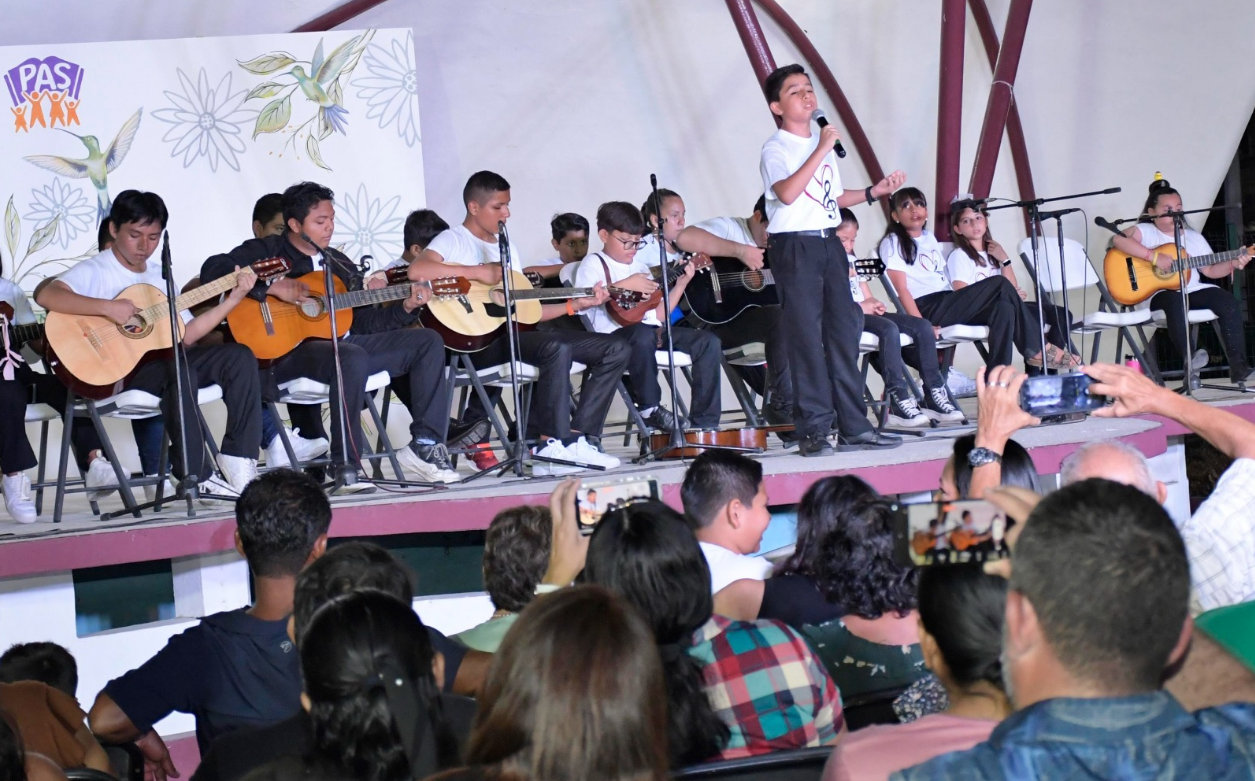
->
[613,233,648,251]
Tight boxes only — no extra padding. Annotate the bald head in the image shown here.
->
[1060,441,1162,501]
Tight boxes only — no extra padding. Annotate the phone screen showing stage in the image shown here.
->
[1018,372,1107,417]
[892,499,1012,567]
[575,476,660,536]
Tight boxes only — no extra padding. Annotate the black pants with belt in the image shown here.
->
[769,231,870,439]
[914,276,1039,368]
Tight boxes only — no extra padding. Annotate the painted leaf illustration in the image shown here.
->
[238,52,297,75]
[328,79,343,110]
[23,216,59,260]
[253,95,292,138]
[341,30,375,77]
[246,82,285,100]
[306,135,331,171]
[318,109,333,140]
[4,197,17,262]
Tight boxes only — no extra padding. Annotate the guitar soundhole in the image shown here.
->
[120,315,153,339]
[298,296,327,320]
[743,270,765,291]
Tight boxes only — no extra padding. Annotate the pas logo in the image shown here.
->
[5,55,85,133]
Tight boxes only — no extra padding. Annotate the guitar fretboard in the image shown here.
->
[136,266,257,325]
[0,319,43,346]
[1174,248,1246,272]
[331,282,423,309]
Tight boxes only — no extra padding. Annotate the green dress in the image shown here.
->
[453,613,519,653]
[799,617,927,699]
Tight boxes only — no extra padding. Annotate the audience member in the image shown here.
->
[455,506,552,652]
[192,541,479,781]
[0,714,67,781]
[680,451,773,593]
[0,643,77,699]
[1059,440,1166,502]
[826,566,1009,781]
[897,479,1255,780]
[91,470,332,780]
[716,476,925,699]
[585,499,842,764]
[0,681,109,774]
[242,592,459,781]
[943,366,1041,500]
[434,585,669,781]
[941,435,1040,501]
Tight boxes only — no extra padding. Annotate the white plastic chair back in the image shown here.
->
[1017,236,1098,294]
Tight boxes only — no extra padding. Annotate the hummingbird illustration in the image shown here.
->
[24,108,143,222]
[288,37,356,135]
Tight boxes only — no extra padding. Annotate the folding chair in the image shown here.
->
[720,342,767,427]
[268,370,401,478]
[446,353,539,454]
[857,330,941,433]
[26,402,68,516]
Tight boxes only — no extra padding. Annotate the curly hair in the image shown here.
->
[483,506,552,613]
[777,476,917,619]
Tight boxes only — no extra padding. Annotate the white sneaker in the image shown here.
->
[1191,348,1210,372]
[397,443,461,484]
[947,367,977,397]
[142,476,178,503]
[85,456,119,501]
[217,454,260,495]
[531,439,584,476]
[2,473,37,524]
[567,436,621,469]
[265,429,330,468]
[195,474,241,506]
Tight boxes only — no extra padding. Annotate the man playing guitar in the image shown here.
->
[36,190,262,501]
[201,181,460,486]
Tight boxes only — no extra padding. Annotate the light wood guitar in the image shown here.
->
[44,259,290,399]
[1103,242,1252,306]
[227,270,470,361]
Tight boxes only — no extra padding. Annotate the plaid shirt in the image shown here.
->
[689,615,843,761]
[1181,458,1255,612]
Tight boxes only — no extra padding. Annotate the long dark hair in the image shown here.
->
[777,476,917,619]
[949,200,994,267]
[882,187,928,265]
[918,566,1007,690]
[584,500,729,766]
[466,585,669,781]
[951,434,1041,497]
[1140,176,1180,222]
[0,716,24,781]
[300,591,456,781]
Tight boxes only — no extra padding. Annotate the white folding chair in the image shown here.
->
[269,370,400,478]
[721,341,767,427]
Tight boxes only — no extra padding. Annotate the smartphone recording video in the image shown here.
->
[1018,372,1107,417]
[892,499,1012,567]
[574,475,660,536]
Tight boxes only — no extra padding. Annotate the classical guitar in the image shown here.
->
[1103,242,1253,306]
[685,256,886,325]
[0,302,45,349]
[603,252,714,327]
[227,269,469,361]
[44,259,290,399]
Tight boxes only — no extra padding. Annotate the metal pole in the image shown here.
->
[967,0,1034,200]
[935,0,967,240]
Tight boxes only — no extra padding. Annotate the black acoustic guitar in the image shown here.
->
[684,256,886,325]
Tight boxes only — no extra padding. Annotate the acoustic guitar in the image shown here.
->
[601,253,714,327]
[685,256,886,325]
[1103,242,1252,306]
[44,259,290,399]
[227,269,469,361]
[0,302,45,350]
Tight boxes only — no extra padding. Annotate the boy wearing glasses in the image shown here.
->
[573,201,722,432]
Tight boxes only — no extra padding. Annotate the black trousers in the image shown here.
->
[126,344,262,480]
[769,232,870,439]
[273,329,448,465]
[0,365,104,475]
[863,312,946,393]
[915,276,1039,368]
[703,305,793,410]
[1151,286,1251,379]
[614,323,722,429]
[463,329,630,439]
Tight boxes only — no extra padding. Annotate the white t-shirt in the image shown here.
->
[58,249,193,323]
[0,279,36,325]
[699,541,773,594]
[572,251,658,332]
[694,216,757,248]
[880,231,950,299]
[760,127,843,233]
[1133,222,1216,298]
[848,269,865,303]
[528,256,578,287]
[945,248,1002,287]
[425,224,523,271]
[635,233,679,270]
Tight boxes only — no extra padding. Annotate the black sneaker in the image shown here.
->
[837,431,902,451]
[921,386,966,424]
[887,389,930,428]
[448,418,491,449]
[764,401,794,427]
[798,434,835,457]
[643,406,681,431]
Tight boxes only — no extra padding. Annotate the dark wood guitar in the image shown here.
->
[603,253,713,327]
[685,256,886,325]
[0,302,45,350]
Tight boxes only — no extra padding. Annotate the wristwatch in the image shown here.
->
[967,447,1003,468]
[865,186,876,204]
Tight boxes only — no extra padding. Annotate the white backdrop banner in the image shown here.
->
[1,28,423,295]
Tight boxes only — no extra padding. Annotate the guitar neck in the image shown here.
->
[2,320,44,346]
[511,286,595,300]
[330,283,418,309]
[1176,248,1246,272]
[152,268,253,323]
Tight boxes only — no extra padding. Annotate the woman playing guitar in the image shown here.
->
[1108,176,1253,384]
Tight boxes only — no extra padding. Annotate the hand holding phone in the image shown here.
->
[1018,372,1107,418]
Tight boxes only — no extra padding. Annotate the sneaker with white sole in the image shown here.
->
[265,429,330,468]
[195,474,241,506]
[886,389,930,429]
[923,386,966,424]
[85,456,119,501]
[531,439,583,476]
[142,475,179,503]
[398,443,461,484]
[2,473,37,524]
[1191,348,1210,373]
[567,436,621,469]
[218,454,260,495]
[946,367,977,397]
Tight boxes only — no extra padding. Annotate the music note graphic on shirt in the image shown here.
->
[803,163,838,218]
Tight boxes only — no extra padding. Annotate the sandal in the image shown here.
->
[1026,345,1083,371]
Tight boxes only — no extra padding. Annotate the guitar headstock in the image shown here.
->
[251,257,292,281]
[429,276,470,299]
[608,288,647,308]
[854,257,886,280]
[0,302,13,321]
[523,271,545,288]
[687,253,713,274]
[384,266,411,286]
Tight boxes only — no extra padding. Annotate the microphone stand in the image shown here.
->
[638,173,756,463]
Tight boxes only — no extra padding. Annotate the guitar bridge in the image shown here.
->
[711,271,723,304]
[1125,257,1139,291]
[260,300,275,337]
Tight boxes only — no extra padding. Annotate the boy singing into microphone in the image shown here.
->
[759,63,905,456]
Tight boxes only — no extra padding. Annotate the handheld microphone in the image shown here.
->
[810,109,847,158]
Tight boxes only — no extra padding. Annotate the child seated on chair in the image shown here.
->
[572,201,722,432]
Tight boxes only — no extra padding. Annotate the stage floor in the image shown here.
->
[3,388,1253,578]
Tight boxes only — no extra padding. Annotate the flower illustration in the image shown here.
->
[24,178,94,250]
[333,184,404,262]
[152,68,253,172]
[353,32,420,147]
